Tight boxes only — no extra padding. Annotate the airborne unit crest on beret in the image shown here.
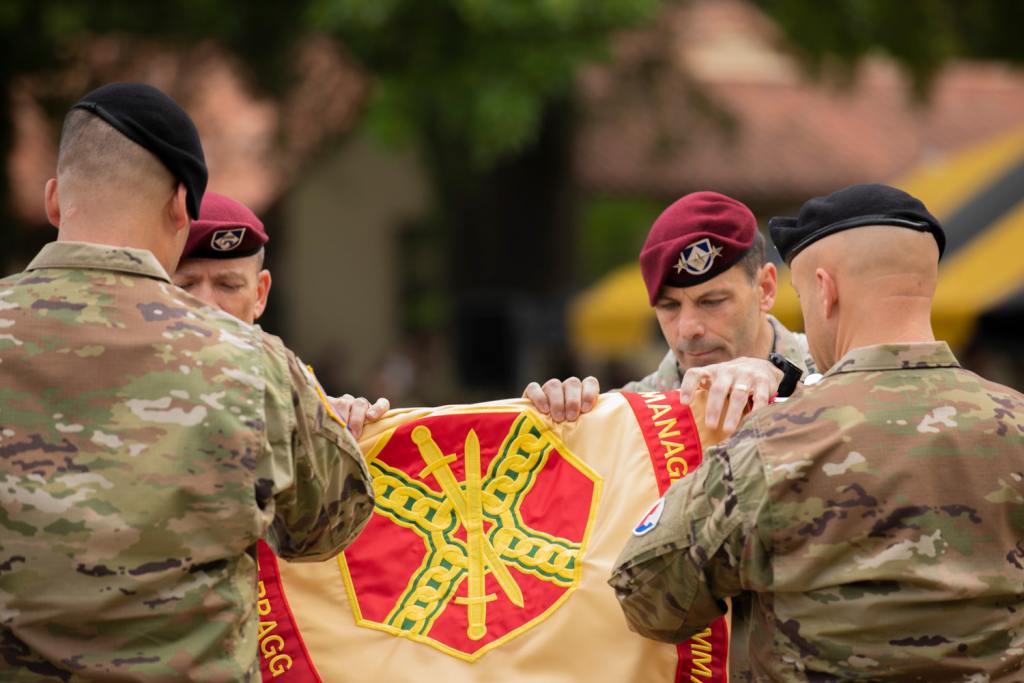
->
[181,192,268,260]
[675,237,724,276]
[211,228,247,252]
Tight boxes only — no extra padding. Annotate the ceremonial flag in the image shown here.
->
[257,391,731,682]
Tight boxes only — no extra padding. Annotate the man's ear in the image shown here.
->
[169,184,190,234]
[254,269,272,320]
[44,178,60,228]
[757,262,777,312]
[815,267,838,320]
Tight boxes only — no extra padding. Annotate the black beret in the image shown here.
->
[71,82,208,219]
[768,183,945,264]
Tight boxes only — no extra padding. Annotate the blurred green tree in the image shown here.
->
[310,0,662,167]
[0,0,314,272]
[5,0,1024,387]
[756,0,1024,96]
[309,0,665,387]
[5,1,1024,265]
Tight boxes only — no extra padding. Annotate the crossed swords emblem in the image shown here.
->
[411,426,524,640]
[360,415,587,648]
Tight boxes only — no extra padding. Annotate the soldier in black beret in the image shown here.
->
[769,182,945,265]
[1,83,376,679]
[70,81,208,219]
[610,182,1024,682]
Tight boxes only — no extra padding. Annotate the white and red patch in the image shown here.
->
[633,497,665,536]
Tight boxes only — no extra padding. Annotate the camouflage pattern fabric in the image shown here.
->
[619,314,814,679]
[0,242,374,681]
[620,314,815,393]
[609,342,1024,681]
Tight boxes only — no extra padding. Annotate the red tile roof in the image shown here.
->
[575,0,1024,203]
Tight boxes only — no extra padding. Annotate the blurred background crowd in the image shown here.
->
[4,0,1024,404]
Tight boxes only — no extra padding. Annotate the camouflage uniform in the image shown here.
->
[610,342,1024,681]
[0,242,374,681]
[620,313,813,678]
[620,314,815,393]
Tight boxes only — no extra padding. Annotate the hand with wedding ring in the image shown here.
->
[679,357,783,433]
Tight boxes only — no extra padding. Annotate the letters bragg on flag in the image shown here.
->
[257,392,731,683]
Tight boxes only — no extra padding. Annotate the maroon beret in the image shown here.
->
[639,191,757,305]
[182,192,268,260]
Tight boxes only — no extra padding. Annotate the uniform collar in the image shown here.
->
[659,348,683,386]
[767,314,814,374]
[26,241,172,283]
[824,342,960,377]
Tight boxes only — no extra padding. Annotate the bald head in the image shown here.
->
[796,225,939,294]
[791,225,939,370]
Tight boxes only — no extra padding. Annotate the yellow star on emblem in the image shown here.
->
[674,253,687,274]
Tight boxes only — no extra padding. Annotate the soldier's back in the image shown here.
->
[747,342,1024,680]
[1,244,273,680]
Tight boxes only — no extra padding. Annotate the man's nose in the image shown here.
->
[677,313,704,340]
[192,281,216,307]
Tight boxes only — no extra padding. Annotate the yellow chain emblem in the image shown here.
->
[367,414,583,643]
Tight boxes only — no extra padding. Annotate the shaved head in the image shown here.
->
[57,109,176,207]
[47,109,193,274]
[795,226,938,298]
[791,226,939,370]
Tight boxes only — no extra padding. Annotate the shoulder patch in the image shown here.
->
[633,497,665,536]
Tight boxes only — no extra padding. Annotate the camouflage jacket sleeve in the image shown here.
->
[257,333,375,562]
[608,428,767,642]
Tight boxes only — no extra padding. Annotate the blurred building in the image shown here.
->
[8,0,1024,399]
[577,0,1024,211]
[570,0,1024,389]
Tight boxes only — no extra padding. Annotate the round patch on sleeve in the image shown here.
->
[633,497,665,536]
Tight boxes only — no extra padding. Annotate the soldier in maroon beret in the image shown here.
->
[173,191,388,436]
[173,191,272,323]
[525,191,816,433]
